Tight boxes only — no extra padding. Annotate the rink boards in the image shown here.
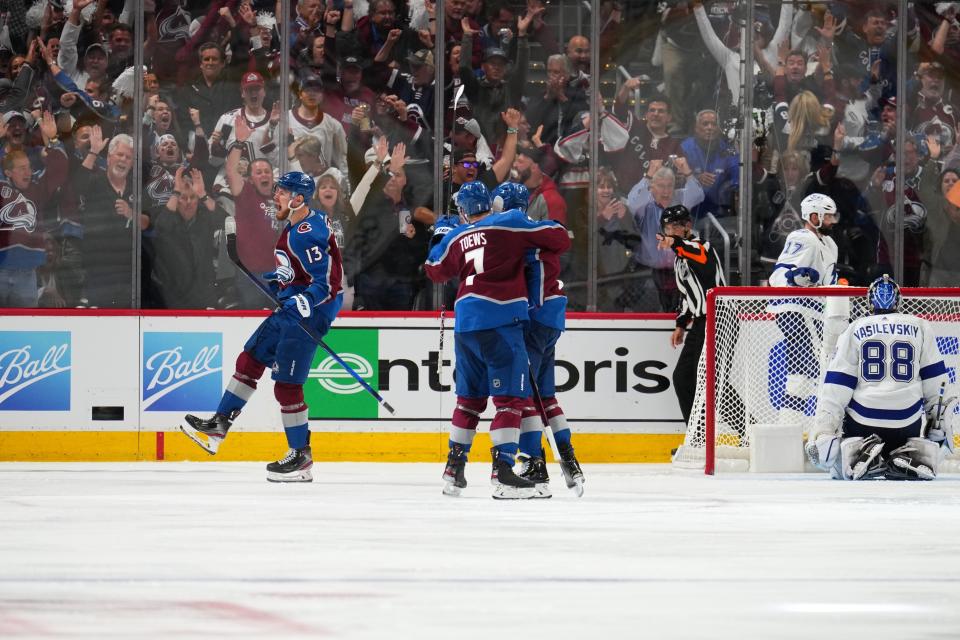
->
[0,311,684,462]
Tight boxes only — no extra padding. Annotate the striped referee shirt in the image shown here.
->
[668,231,725,328]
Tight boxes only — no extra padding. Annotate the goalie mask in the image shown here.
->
[868,274,900,314]
[799,193,838,228]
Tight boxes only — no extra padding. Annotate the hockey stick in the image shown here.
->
[923,381,946,439]
[223,218,396,415]
[437,305,446,382]
[528,363,584,497]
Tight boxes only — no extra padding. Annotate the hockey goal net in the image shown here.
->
[673,286,960,474]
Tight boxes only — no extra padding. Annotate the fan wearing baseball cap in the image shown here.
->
[321,55,377,134]
[457,12,530,147]
[288,74,348,176]
[204,71,274,194]
[56,0,109,90]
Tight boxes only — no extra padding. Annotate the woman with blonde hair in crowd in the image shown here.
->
[785,90,832,158]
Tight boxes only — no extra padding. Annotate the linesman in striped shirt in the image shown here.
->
[656,204,726,424]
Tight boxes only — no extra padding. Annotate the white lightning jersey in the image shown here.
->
[769,228,838,287]
[818,312,950,429]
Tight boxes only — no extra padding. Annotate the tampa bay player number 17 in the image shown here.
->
[769,193,839,421]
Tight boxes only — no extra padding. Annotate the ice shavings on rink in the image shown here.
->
[2,462,960,639]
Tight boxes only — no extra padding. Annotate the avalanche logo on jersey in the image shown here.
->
[297,221,312,234]
[142,332,222,412]
[0,192,38,232]
[0,331,71,411]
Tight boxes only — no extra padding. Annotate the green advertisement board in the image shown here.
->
[304,328,379,419]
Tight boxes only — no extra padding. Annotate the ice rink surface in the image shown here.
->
[2,462,960,639]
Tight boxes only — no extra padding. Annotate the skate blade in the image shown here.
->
[492,484,537,500]
[891,457,936,480]
[570,477,585,498]
[442,482,464,497]
[531,482,552,499]
[179,424,220,455]
[266,469,313,483]
[852,444,884,480]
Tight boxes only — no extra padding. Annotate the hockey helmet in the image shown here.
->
[455,181,491,220]
[491,181,530,213]
[660,204,692,230]
[800,192,838,227]
[868,273,900,313]
[274,171,316,200]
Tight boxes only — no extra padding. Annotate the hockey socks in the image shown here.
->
[490,396,524,465]
[217,351,266,418]
[518,403,543,458]
[276,382,310,449]
[450,396,486,454]
[542,397,572,449]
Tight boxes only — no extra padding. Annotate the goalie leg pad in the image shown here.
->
[840,434,885,481]
[886,437,938,481]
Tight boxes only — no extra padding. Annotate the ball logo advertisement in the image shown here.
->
[305,329,379,419]
[143,332,222,412]
[0,331,71,411]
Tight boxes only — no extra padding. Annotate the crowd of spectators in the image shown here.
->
[0,0,958,312]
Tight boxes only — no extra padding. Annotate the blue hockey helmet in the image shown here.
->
[491,181,530,213]
[274,171,316,200]
[455,181,491,220]
[868,274,900,313]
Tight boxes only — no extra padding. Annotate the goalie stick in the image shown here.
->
[529,363,584,497]
[223,217,396,415]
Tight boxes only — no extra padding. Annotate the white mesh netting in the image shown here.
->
[672,288,960,473]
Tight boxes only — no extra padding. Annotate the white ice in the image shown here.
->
[2,462,960,639]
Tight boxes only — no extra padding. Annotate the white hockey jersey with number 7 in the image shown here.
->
[818,313,950,429]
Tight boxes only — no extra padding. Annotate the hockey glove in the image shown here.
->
[926,396,957,454]
[279,292,314,322]
[430,215,460,248]
[786,266,820,287]
[262,264,295,285]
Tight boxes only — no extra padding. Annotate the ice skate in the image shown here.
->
[180,413,232,455]
[490,448,536,499]
[517,453,552,498]
[266,446,313,483]
[557,443,585,497]
[442,444,468,497]
[850,434,885,480]
[886,440,938,481]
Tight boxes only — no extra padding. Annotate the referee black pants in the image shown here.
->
[673,317,705,425]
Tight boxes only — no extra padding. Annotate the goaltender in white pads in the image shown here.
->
[806,275,956,480]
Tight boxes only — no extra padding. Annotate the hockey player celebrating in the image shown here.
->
[425,180,570,499]
[490,181,585,498]
[180,171,344,482]
[769,192,840,421]
[806,275,955,480]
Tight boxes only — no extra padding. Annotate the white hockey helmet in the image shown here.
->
[800,193,838,228]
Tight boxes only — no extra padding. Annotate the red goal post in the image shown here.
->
[682,286,960,475]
